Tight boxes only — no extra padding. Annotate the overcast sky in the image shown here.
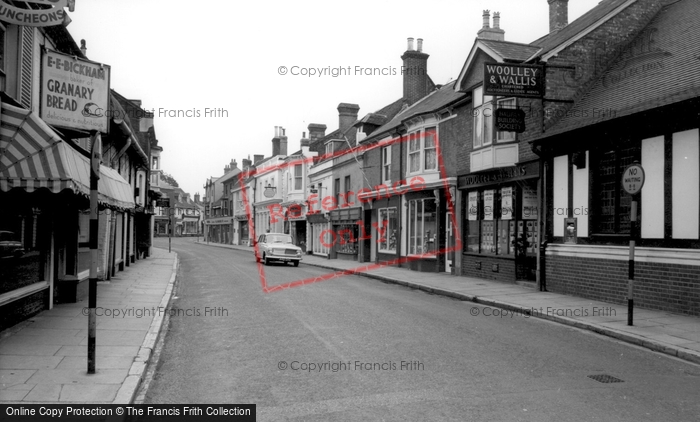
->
[67,0,601,197]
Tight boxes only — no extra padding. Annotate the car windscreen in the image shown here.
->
[267,235,292,243]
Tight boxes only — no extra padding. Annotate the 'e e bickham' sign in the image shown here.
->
[40,50,111,133]
[483,63,544,99]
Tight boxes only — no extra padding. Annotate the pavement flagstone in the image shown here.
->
[0,247,177,404]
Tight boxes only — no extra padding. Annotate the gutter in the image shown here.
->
[113,118,150,169]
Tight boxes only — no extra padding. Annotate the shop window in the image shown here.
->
[336,224,358,254]
[592,141,641,234]
[463,189,517,255]
[378,207,398,253]
[408,198,437,256]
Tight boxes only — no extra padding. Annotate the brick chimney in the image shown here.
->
[242,157,252,169]
[477,10,505,41]
[230,159,237,170]
[300,132,310,154]
[308,123,327,141]
[272,126,286,156]
[548,0,568,33]
[401,38,429,106]
[337,103,359,137]
[194,193,200,203]
[253,154,264,164]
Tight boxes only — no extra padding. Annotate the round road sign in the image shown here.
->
[622,163,645,195]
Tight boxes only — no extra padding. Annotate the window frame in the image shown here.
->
[407,198,437,257]
[377,207,398,253]
[381,145,391,183]
[293,164,303,191]
[407,127,439,175]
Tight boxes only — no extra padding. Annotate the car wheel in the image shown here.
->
[263,254,269,266]
[293,261,299,267]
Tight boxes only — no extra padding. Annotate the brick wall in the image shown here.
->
[546,254,700,316]
[0,290,47,332]
[461,254,516,283]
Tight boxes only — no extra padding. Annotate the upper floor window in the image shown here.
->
[382,146,391,183]
[294,164,302,190]
[408,127,438,174]
[474,86,517,147]
[152,156,159,170]
[473,86,493,149]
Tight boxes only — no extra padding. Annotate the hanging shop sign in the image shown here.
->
[495,108,526,133]
[0,0,73,27]
[484,63,544,98]
[40,49,111,132]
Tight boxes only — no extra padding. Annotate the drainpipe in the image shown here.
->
[112,118,150,169]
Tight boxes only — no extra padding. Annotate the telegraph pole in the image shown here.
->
[88,132,101,374]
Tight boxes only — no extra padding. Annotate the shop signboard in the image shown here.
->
[484,63,544,98]
[41,50,111,132]
[0,0,73,27]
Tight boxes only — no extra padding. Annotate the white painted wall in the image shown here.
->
[641,136,664,238]
[553,155,568,237]
[672,129,699,239]
[572,151,589,237]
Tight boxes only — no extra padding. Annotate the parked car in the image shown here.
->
[254,233,302,266]
[0,231,25,258]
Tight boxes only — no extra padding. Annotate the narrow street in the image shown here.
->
[145,238,700,421]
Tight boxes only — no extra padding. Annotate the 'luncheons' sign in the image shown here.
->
[40,49,111,133]
[0,0,73,27]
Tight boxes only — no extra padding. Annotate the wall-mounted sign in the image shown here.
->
[263,185,277,198]
[484,63,544,98]
[156,198,170,208]
[495,108,526,133]
[622,162,645,195]
[501,187,513,220]
[41,50,111,132]
[484,190,494,221]
[0,0,73,27]
[467,191,478,221]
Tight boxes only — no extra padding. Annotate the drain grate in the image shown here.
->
[588,374,624,384]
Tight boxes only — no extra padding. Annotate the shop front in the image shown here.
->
[458,160,540,283]
[307,212,331,257]
[206,217,233,244]
[234,215,250,246]
[329,207,362,261]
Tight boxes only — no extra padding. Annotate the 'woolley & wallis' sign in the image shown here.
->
[484,63,544,98]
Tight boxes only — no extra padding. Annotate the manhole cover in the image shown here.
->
[588,374,624,383]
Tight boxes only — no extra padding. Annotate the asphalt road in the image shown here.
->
[145,237,700,421]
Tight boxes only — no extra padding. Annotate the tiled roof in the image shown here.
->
[527,0,633,59]
[479,39,541,62]
[370,81,467,139]
[543,0,700,137]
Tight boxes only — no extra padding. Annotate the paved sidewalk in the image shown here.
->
[0,247,178,404]
[202,240,700,365]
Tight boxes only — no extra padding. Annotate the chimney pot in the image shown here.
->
[417,38,423,52]
[493,12,501,29]
[80,39,87,56]
[407,37,414,51]
[482,10,491,28]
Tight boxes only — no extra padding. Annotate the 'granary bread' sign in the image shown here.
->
[40,49,111,133]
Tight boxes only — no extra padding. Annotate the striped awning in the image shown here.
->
[0,102,135,209]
